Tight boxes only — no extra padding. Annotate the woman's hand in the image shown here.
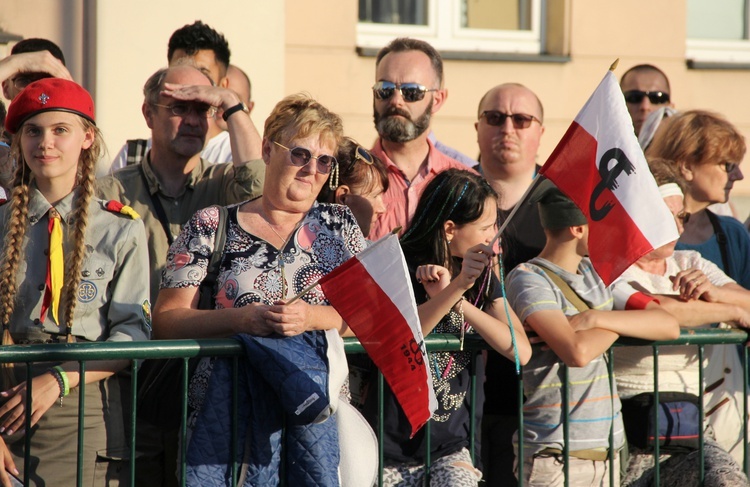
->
[669,268,719,301]
[0,372,61,436]
[262,300,312,336]
[416,264,452,298]
[0,436,18,487]
[456,243,493,290]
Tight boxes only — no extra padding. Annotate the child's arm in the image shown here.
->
[648,294,750,329]
[568,302,680,340]
[463,298,532,365]
[0,435,18,487]
[525,308,619,367]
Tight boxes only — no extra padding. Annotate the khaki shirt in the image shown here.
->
[96,154,265,303]
[0,186,152,343]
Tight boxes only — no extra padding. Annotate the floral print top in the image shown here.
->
[161,201,368,306]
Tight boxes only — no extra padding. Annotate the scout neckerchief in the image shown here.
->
[40,207,64,324]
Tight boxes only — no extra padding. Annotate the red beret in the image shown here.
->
[5,78,95,134]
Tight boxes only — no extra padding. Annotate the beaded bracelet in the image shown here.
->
[49,366,70,407]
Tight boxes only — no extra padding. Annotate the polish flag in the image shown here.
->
[319,233,437,436]
[539,69,679,285]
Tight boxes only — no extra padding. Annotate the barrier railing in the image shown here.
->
[0,328,746,486]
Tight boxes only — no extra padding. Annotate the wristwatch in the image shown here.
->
[222,102,249,121]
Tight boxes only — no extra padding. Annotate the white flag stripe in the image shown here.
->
[575,72,678,248]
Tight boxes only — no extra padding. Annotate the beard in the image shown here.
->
[374,100,432,143]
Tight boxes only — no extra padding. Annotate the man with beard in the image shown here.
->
[474,83,546,487]
[369,37,470,240]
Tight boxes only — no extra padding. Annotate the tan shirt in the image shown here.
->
[96,154,265,303]
[0,185,152,343]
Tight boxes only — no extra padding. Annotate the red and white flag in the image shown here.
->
[539,70,679,285]
[319,233,437,436]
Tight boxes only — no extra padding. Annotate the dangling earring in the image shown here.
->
[328,162,339,190]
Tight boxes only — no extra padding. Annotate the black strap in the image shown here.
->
[126,139,149,166]
[198,206,228,309]
[705,209,730,273]
[138,164,174,246]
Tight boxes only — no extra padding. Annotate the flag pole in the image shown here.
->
[284,226,403,305]
[488,175,544,248]
[609,58,619,71]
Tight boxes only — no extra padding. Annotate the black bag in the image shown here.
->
[136,206,228,428]
[621,391,701,453]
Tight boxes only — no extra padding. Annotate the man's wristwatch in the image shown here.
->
[222,102,249,121]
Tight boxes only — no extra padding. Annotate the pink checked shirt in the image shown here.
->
[369,138,474,240]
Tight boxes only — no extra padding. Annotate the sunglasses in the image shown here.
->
[623,90,670,105]
[372,81,437,103]
[480,110,541,129]
[273,141,336,174]
[152,102,217,118]
[719,162,739,173]
[353,146,374,165]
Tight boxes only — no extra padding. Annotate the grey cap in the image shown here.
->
[528,177,587,230]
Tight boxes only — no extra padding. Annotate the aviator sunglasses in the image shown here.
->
[273,141,337,174]
[480,110,541,129]
[372,81,438,103]
[623,90,670,105]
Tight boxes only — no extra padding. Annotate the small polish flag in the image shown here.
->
[319,233,437,436]
[539,69,679,285]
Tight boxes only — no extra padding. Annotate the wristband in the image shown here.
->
[53,365,70,396]
[222,102,249,121]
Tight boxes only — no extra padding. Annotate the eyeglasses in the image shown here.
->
[480,110,541,129]
[11,73,52,90]
[151,102,217,118]
[372,81,438,103]
[719,162,739,173]
[273,140,337,174]
[623,90,670,105]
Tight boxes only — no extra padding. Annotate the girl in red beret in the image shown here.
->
[0,78,151,485]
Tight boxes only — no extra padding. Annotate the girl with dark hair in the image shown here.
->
[366,168,530,486]
[0,78,151,485]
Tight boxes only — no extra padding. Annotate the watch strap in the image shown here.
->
[222,102,247,121]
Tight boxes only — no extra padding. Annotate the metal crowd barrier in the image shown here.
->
[0,328,746,486]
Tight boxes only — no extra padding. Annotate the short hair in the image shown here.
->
[647,157,687,193]
[620,64,671,93]
[476,82,544,121]
[317,138,389,202]
[167,20,231,75]
[263,93,344,149]
[375,37,443,87]
[646,110,746,169]
[11,38,66,65]
[142,66,213,104]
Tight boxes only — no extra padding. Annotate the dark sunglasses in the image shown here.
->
[353,146,374,165]
[480,110,541,129]
[623,90,670,105]
[372,81,437,103]
[719,162,739,173]
[273,141,336,174]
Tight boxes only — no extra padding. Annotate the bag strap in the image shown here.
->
[126,139,149,166]
[197,206,228,309]
[705,209,731,273]
[537,264,591,313]
[138,164,174,246]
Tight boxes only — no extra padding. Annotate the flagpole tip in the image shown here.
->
[391,226,402,235]
[609,58,620,72]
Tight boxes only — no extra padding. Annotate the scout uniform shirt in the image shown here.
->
[96,154,265,304]
[0,184,151,343]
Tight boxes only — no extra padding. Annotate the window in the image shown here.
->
[686,0,750,64]
[357,0,543,55]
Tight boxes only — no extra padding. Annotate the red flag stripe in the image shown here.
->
[320,258,433,434]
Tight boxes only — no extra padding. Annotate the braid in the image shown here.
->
[0,154,32,385]
[62,124,100,343]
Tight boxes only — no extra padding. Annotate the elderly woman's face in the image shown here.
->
[685,159,744,205]
[264,134,337,207]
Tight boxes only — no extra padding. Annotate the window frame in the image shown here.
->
[686,0,750,64]
[356,0,544,55]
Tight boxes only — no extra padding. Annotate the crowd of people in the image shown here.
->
[0,19,748,487]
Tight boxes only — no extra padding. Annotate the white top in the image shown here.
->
[614,250,734,398]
